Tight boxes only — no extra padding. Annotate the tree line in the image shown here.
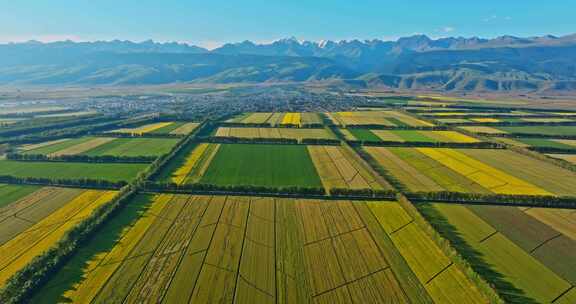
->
[443,120,576,127]
[347,140,503,149]
[329,188,397,199]
[0,175,126,190]
[3,115,159,145]
[142,182,401,199]
[142,181,326,196]
[344,124,449,131]
[6,153,157,164]
[406,191,576,209]
[96,132,184,138]
[528,146,576,154]
[218,122,324,128]
[203,136,341,145]
[484,132,576,140]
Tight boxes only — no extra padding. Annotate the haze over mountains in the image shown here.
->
[1,34,576,92]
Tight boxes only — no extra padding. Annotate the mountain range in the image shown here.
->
[1,34,576,92]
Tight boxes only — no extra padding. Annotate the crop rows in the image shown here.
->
[215,127,334,140]
[365,147,576,195]
[0,187,117,287]
[33,194,491,303]
[342,129,478,143]
[308,145,384,192]
[427,202,576,303]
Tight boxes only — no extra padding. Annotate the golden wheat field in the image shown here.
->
[30,194,490,303]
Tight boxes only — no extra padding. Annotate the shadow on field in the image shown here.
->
[28,195,155,303]
[416,203,538,304]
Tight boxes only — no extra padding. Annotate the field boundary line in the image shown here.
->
[425,262,453,285]
[311,267,388,298]
[117,195,188,304]
[231,197,253,304]
[321,145,352,189]
[478,231,499,243]
[530,233,563,253]
[390,220,414,235]
[551,285,575,303]
[158,196,210,303]
[187,196,227,304]
[239,273,275,298]
[302,226,366,247]
[356,203,428,303]
[139,189,397,201]
[12,214,35,224]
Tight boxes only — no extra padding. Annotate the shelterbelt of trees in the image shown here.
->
[0,175,126,190]
[6,153,157,163]
[141,181,397,199]
[347,140,503,149]
[202,136,341,145]
[407,191,576,209]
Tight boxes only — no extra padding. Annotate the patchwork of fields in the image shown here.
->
[364,147,576,195]
[110,121,199,135]
[20,137,179,157]
[342,129,478,143]
[32,194,489,304]
[0,186,117,287]
[425,202,576,303]
[327,111,433,127]
[1,103,575,304]
[462,125,576,137]
[215,127,335,141]
[227,112,322,126]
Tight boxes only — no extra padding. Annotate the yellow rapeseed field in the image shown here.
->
[0,190,116,287]
[171,143,210,184]
[417,148,551,195]
[281,112,301,126]
[471,118,500,123]
[433,131,479,143]
[113,122,173,135]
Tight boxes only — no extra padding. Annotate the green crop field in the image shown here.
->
[147,121,185,134]
[515,138,575,149]
[425,203,574,303]
[496,126,576,136]
[0,160,148,182]
[83,138,179,157]
[348,128,381,141]
[0,184,41,208]
[200,144,322,188]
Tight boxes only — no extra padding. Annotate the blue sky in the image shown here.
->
[1,1,574,48]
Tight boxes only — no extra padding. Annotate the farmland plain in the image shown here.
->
[30,194,489,304]
[1,99,575,304]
